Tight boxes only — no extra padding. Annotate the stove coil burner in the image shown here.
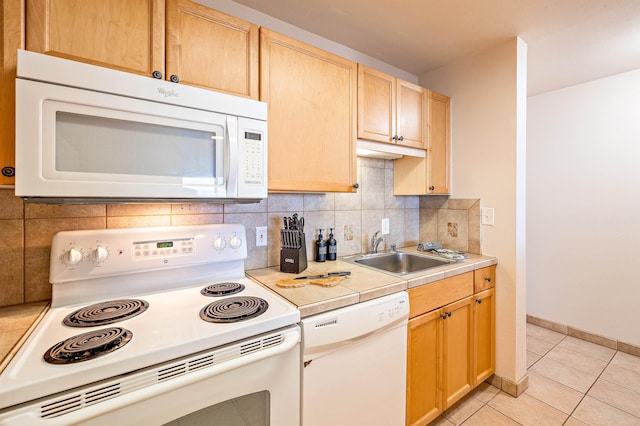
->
[201,282,245,297]
[200,296,269,323]
[63,299,149,327]
[44,327,133,365]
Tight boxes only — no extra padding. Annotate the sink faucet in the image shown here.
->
[370,231,383,254]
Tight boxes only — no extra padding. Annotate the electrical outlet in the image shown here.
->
[481,208,495,226]
[381,218,390,235]
[256,226,268,246]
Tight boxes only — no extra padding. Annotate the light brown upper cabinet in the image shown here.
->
[260,28,357,192]
[26,0,258,98]
[393,90,451,195]
[427,91,451,193]
[0,0,23,185]
[357,65,427,150]
[165,0,258,97]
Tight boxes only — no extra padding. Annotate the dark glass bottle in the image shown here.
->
[327,228,337,261]
[315,229,326,262]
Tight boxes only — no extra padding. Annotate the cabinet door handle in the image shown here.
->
[440,311,452,320]
[152,70,163,79]
[353,183,359,189]
[392,135,398,141]
[170,74,180,83]
[429,186,435,191]
[398,135,404,142]
[484,277,492,282]
[476,298,483,304]
[1,166,15,177]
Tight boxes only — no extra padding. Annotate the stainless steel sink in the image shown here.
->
[343,251,454,276]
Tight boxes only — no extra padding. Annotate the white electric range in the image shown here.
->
[0,224,301,425]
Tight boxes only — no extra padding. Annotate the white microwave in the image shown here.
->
[15,50,267,203]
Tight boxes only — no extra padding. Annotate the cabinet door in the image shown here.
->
[473,288,496,386]
[26,0,165,77]
[397,79,427,149]
[393,90,450,195]
[441,296,473,409]
[407,309,442,426]
[427,90,450,194]
[0,0,23,185]
[166,0,258,98]
[260,28,357,192]
[357,64,395,144]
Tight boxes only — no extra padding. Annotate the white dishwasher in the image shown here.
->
[301,291,409,426]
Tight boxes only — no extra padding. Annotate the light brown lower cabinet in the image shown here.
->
[407,296,473,425]
[407,309,441,425]
[406,267,496,426]
[473,287,496,386]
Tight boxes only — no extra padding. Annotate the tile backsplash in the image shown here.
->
[0,158,482,308]
[419,196,481,253]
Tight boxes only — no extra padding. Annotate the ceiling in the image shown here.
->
[232,0,640,95]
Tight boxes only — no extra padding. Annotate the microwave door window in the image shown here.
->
[55,112,223,181]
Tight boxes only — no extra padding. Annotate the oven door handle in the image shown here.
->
[2,326,300,426]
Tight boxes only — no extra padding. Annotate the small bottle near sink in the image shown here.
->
[315,229,327,262]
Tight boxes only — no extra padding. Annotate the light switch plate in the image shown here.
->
[256,226,268,246]
[381,218,390,235]
[481,208,495,226]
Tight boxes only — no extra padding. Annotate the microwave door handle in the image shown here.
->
[225,116,238,198]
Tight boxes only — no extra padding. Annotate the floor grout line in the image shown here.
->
[526,327,640,425]
[439,326,640,425]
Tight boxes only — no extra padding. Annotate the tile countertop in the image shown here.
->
[0,249,497,370]
[0,302,49,372]
[247,248,498,318]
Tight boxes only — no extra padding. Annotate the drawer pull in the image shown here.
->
[484,277,492,282]
[476,299,482,304]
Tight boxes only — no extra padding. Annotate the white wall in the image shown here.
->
[527,69,640,347]
[419,38,528,384]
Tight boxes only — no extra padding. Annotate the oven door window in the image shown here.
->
[163,391,269,426]
[54,111,224,182]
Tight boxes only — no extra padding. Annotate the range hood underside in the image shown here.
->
[20,197,264,205]
[356,140,426,160]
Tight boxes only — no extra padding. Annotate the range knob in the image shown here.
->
[89,246,109,263]
[62,248,84,266]
[213,236,226,251]
[229,234,242,249]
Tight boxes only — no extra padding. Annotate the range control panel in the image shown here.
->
[49,224,247,283]
[133,238,195,260]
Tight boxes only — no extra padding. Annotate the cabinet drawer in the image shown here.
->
[474,265,496,293]
[408,272,473,318]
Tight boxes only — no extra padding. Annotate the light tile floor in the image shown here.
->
[430,324,640,425]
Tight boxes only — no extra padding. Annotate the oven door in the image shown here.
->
[16,78,234,201]
[0,326,300,426]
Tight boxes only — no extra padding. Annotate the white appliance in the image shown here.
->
[15,50,268,203]
[0,224,300,425]
[301,292,409,426]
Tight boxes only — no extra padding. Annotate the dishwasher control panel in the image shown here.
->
[377,302,404,322]
[301,291,409,350]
